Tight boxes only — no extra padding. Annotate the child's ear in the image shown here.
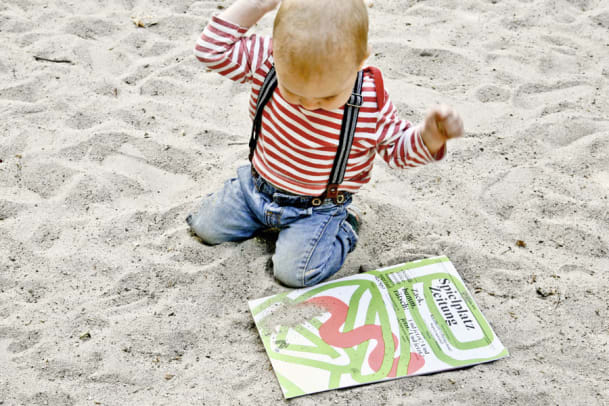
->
[358,46,371,70]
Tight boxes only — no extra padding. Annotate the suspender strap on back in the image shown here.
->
[249,66,364,205]
[249,66,278,161]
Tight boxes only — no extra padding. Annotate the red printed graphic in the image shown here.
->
[307,296,424,377]
[407,352,424,374]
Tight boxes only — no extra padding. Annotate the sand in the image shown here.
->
[1,0,608,404]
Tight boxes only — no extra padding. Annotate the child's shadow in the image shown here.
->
[253,228,281,278]
[254,227,280,252]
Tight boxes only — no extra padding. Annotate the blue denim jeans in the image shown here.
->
[186,165,358,287]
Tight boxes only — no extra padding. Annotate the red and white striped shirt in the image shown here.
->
[195,16,444,196]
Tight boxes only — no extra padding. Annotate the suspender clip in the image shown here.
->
[346,93,363,107]
[325,183,346,204]
[326,184,340,199]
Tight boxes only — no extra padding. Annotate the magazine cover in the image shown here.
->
[249,256,508,398]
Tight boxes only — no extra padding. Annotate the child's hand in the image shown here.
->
[253,0,281,13]
[421,105,464,155]
[220,0,281,28]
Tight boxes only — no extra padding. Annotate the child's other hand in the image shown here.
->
[421,105,464,155]
[219,0,280,28]
[252,0,281,13]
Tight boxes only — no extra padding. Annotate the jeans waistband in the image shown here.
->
[250,166,350,208]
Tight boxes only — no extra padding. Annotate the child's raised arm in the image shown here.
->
[375,94,463,168]
[194,0,280,83]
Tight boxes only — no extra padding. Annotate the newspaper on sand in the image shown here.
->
[249,256,508,398]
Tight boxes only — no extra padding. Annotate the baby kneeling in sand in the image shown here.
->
[187,0,463,287]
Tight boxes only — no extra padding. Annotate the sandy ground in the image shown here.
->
[1,0,608,404]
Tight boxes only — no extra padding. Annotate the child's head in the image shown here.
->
[273,0,369,110]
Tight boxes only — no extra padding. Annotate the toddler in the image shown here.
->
[187,0,464,287]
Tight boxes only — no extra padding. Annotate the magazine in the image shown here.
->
[249,256,508,398]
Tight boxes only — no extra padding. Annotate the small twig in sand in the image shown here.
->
[554,293,562,308]
[131,17,158,28]
[33,56,73,64]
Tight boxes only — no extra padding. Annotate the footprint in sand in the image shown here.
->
[475,84,511,103]
[62,16,120,40]
[0,76,44,103]
[370,41,478,86]
[21,162,79,199]
[2,328,42,354]
[512,81,594,110]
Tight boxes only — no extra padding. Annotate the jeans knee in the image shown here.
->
[273,253,334,288]
[272,254,307,288]
[186,214,224,245]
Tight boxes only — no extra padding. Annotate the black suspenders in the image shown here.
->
[249,67,278,162]
[249,65,364,206]
[325,72,363,204]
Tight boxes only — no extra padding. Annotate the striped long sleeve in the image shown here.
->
[375,92,446,168]
[194,16,271,84]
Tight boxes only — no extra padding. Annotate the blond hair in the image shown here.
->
[273,0,369,80]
